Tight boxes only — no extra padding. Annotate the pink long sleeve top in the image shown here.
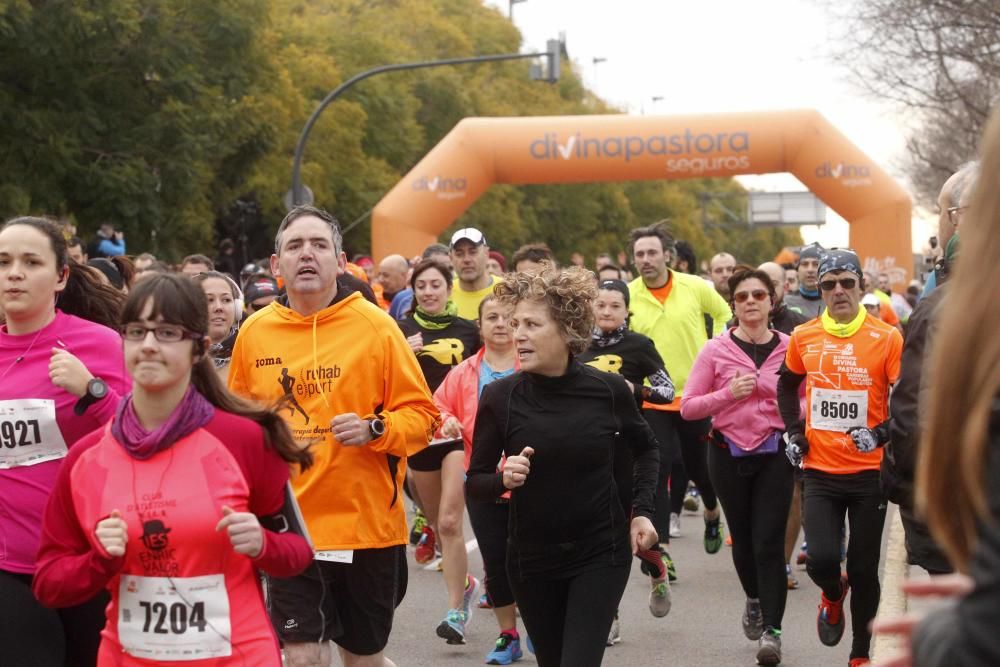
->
[0,311,129,574]
[680,329,793,452]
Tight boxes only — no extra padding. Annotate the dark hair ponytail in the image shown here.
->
[1,216,123,328]
[123,274,313,470]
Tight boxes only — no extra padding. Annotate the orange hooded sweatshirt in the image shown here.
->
[228,290,439,550]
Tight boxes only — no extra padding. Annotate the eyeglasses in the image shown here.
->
[947,205,968,226]
[819,277,858,291]
[733,289,769,303]
[122,324,204,343]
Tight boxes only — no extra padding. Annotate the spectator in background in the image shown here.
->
[87,222,125,259]
[353,254,376,283]
[673,240,697,275]
[570,251,586,267]
[487,250,507,277]
[67,237,87,264]
[133,252,156,273]
[781,263,798,295]
[181,253,214,277]
[215,237,242,283]
[709,252,737,298]
[379,254,413,320]
[598,264,624,281]
[244,275,280,316]
[423,243,453,269]
[511,243,557,274]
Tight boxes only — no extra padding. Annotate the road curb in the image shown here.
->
[872,506,909,661]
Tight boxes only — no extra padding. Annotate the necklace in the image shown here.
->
[736,325,772,375]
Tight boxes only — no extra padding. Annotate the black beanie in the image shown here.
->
[597,279,630,308]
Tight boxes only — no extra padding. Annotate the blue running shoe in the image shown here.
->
[525,632,534,655]
[436,609,468,645]
[485,632,523,665]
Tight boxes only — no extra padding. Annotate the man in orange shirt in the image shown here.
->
[229,206,439,667]
[776,249,902,667]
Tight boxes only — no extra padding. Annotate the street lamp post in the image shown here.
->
[290,44,561,208]
[592,56,607,89]
[508,0,527,20]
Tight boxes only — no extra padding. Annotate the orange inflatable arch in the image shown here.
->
[372,110,912,282]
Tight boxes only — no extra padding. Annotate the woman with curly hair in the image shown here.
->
[465,267,660,667]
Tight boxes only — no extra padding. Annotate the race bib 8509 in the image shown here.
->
[0,399,68,468]
[810,388,868,432]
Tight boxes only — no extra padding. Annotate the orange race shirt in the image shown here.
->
[784,314,903,474]
[649,280,673,304]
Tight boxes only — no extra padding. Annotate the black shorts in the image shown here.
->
[267,545,407,655]
[408,439,463,472]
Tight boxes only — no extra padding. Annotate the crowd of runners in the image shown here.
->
[3,107,1000,667]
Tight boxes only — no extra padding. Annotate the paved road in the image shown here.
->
[383,504,897,666]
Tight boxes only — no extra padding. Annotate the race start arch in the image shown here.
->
[372,110,912,281]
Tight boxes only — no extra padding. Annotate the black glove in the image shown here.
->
[784,431,809,469]
[848,427,879,453]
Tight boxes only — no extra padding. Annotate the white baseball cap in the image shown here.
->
[450,227,487,248]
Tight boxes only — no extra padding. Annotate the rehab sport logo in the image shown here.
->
[529,128,751,174]
[815,161,873,188]
[412,174,467,201]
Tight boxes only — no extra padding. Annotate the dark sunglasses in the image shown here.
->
[733,289,769,303]
[819,277,858,291]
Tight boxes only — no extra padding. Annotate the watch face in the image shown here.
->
[90,379,108,399]
[371,419,385,436]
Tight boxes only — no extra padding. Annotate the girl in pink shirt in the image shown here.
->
[33,273,314,666]
[681,268,797,667]
[0,216,130,665]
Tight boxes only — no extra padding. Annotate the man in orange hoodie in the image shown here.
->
[229,205,439,667]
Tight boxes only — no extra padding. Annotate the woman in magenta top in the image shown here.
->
[0,216,131,665]
[33,273,314,666]
[680,268,797,667]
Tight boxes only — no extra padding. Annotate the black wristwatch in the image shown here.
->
[368,417,386,440]
[74,378,109,416]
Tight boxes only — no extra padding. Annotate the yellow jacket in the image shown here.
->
[228,291,439,550]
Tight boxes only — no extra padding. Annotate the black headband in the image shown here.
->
[598,279,630,308]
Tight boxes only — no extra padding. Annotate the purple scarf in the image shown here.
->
[112,386,216,460]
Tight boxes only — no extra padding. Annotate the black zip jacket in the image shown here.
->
[465,360,658,580]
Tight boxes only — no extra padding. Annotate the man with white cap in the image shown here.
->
[449,227,501,319]
[776,248,903,667]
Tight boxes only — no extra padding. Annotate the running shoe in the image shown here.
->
[817,575,849,647]
[409,508,427,546]
[756,627,782,666]
[649,578,672,618]
[663,550,678,582]
[436,608,468,645]
[485,631,523,665]
[704,516,724,554]
[797,542,807,565]
[786,563,799,590]
[415,525,437,564]
[669,512,681,538]
[742,597,763,640]
[683,484,700,512]
[524,633,534,655]
[478,592,493,609]
[848,658,870,667]
[606,611,621,646]
[462,574,480,620]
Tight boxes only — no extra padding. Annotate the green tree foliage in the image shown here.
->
[0,0,800,264]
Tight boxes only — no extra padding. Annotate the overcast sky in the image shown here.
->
[483,0,934,252]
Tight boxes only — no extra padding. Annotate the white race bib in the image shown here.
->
[314,550,354,564]
[118,574,231,661]
[0,399,68,468]
[810,388,868,432]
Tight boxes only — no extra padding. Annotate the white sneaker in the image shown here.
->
[669,512,681,538]
[606,612,621,646]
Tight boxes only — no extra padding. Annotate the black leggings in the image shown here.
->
[669,459,689,515]
[0,568,107,666]
[466,498,515,608]
[510,563,630,667]
[644,410,717,542]
[708,443,794,629]
[803,470,886,660]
